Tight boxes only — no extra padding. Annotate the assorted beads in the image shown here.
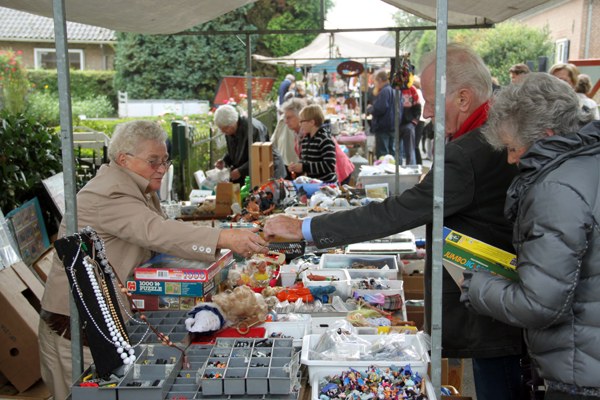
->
[318,365,427,400]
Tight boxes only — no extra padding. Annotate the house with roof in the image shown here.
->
[0,6,116,70]
[514,0,600,98]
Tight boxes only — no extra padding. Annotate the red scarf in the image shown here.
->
[451,100,490,141]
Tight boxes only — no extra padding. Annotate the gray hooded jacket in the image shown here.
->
[467,121,600,391]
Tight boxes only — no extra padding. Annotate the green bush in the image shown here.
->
[27,69,117,108]
[0,111,62,214]
[27,92,115,126]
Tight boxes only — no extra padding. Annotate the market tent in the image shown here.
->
[0,0,257,34]
[382,0,551,26]
[253,32,396,67]
[0,0,553,35]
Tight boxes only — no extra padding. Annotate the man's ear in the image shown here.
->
[545,128,555,137]
[457,88,472,112]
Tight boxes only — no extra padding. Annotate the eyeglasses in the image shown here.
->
[126,153,172,170]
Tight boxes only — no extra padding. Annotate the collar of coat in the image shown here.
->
[504,121,600,221]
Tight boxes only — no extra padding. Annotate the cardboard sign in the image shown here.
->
[215,182,240,216]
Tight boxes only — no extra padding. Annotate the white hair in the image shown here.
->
[108,120,167,161]
[420,43,492,105]
[214,105,239,128]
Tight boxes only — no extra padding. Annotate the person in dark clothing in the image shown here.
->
[264,44,524,400]
[399,85,421,164]
[278,74,295,106]
[367,68,402,158]
[214,105,285,185]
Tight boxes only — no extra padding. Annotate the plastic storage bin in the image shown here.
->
[301,333,429,381]
[311,367,436,400]
[301,268,352,299]
[357,167,421,195]
[320,253,399,279]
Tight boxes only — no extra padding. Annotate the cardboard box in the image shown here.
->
[250,142,274,188]
[131,294,204,311]
[32,248,54,283]
[126,280,205,297]
[0,262,44,392]
[402,273,424,300]
[443,227,518,283]
[134,250,233,282]
[215,182,240,216]
[0,377,51,400]
[406,304,424,330]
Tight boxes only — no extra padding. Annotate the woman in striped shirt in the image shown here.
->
[288,104,337,183]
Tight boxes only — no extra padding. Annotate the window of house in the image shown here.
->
[34,48,84,70]
[555,39,570,64]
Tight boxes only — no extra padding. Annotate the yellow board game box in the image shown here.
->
[442,227,518,284]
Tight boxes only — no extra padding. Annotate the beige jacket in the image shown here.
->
[42,162,221,316]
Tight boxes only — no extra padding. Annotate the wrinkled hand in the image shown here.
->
[214,159,225,169]
[217,228,268,258]
[459,271,474,308]
[262,215,303,241]
[230,169,241,181]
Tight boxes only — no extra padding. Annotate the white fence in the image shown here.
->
[118,92,210,117]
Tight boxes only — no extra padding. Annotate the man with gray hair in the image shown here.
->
[264,43,523,400]
[214,104,285,184]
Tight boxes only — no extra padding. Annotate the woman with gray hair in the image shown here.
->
[39,120,268,400]
[461,73,600,399]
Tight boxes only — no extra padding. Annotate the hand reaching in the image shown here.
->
[262,215,304,241]
[217,228,268,258]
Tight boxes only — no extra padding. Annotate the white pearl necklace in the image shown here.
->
[67,234,136,366]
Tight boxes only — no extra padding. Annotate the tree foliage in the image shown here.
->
[392,10,433,61]
[412,22,553,85]
[476,22,553,85]
[114,0,332,101]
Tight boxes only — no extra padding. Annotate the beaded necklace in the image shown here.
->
[80,226,190,368]
[67,239,137,366]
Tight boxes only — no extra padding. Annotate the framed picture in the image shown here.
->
[6,198,50,266]
[42,172,65,216]
[365,183,390,200]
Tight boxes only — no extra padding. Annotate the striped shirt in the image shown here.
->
[300,126,337,182]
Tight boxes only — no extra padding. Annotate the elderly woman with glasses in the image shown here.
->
[39,120,268,400]
[461,73,600,399]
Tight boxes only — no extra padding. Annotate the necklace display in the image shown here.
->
[78,226,190,369]
[67,234,136,366]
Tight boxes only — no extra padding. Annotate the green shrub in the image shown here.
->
[27,69,117,109]
[27,92,115,126]
[0,111,62,214]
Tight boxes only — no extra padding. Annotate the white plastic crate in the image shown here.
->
[301,333,429,381]
[351,279,404,297]
[263,314,311,346]
[301,269,352,299]
[320,254,399,280]
[310,368,436,400]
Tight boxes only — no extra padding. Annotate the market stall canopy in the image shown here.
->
[0,0,257,34]
[253,33,397,67]
[382,0,551,26]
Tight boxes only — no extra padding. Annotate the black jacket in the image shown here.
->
[310,127,523,358]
